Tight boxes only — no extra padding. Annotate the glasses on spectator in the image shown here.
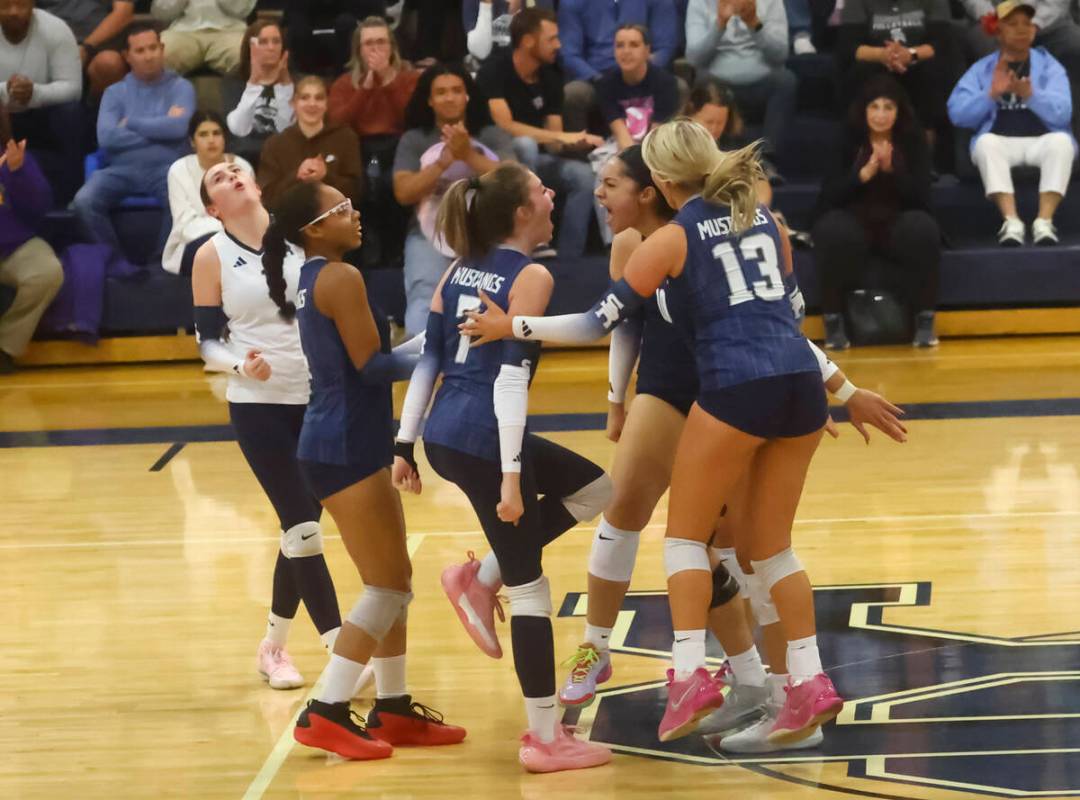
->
[303,199,353,229]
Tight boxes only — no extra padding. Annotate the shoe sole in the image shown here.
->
[767,701,843,745]
[658,697,725,742]
[294,718,393,760]
[519,750,612,773]
[440,572,502,659]
[707,727,824,754]
[259,669,304,690]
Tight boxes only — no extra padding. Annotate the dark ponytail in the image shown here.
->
[616,144,674,220]
[261,181,321,320]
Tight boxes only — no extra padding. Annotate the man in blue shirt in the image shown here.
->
[558,0,678,132]
[72,22,194,261]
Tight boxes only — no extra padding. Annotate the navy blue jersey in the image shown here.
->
[668,198,816,390]
[294,257,394,467]
[424,247,536,461]
[635,286,699,415]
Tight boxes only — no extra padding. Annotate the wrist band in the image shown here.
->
[833,379,857,404]
[394,439,417,470]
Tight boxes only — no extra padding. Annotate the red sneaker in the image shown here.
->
[294,700,393,760]
[366,696,467,746]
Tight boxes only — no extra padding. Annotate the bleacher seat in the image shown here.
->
[84,151,163,211]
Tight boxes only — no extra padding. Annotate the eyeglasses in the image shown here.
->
[302,199,352,229]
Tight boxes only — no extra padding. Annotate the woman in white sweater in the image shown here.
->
[163,111,254,275]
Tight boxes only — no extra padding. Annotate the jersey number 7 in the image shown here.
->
[455,294,483,364]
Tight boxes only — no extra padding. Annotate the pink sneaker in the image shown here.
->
[768,673,844,744]
[256,639,304,690]
[712,660,733,687]
[519,725,612,773]
[441,551,504,659]
[658,668,725,742]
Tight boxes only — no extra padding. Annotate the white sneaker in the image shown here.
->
[997,217,1025,247]
[793,33,817,55]
[256,638,304,690]
[709,703,825,754]
[1032,217,1059,246]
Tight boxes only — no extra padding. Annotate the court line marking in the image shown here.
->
[240,534,426,800]
[5,509,1080,552]
[149,442,185,472]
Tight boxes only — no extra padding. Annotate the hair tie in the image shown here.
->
[468,176,482,190]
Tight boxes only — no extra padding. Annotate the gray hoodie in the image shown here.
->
[685,0,790,86]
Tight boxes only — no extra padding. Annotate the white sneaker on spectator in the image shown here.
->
[1032,217,1059,246]
[793,33,817,55]
[997,217,1025,247]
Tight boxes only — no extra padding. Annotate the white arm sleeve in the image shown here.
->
[807,340,840,383]
[397,355,438,443]
[608,312,642,403]
[199,339,244,374]
[393,331,426,357]
[493,363,529,473]
[467,1,495,60]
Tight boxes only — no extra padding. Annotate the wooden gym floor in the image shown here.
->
[5,337,1080,799]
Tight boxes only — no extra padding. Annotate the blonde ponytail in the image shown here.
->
[702,141,765,234]
[435,176,478,260]
[643,119,765,234]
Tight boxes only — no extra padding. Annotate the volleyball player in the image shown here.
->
[462,120,855,745]
[391,163,613,773]
[258,181,465,760]
[191,161,342,692]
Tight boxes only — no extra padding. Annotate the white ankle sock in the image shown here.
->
[524,694,560,743]
[766,672,789,704]
[320,654,366,704]
[787,635,823,682]
[672,629,706,680]
[477,552,502,589]
[373,654,408,699]
[584,623,613,651]
[727,646,767,687]
[320,626,340,651]
[266,612,292,647]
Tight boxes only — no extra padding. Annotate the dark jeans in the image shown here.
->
[812,208,941,314]
[729,68,799,157]
[11,102,85,207]
[72,161,171,259]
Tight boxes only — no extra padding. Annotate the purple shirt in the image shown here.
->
[0,152,52,258]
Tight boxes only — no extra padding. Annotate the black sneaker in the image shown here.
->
[294,699,393,759]
[912,310,939,348]
[824,313,850,350]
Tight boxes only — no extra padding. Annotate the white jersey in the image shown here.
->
[214,230,311,405]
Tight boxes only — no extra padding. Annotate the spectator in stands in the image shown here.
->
[73,24,194,260]
[814,75,940,350]
[37,0,133,97]
[151,0,254,76]
[394,62,513,333]
[836,0,955,157]
[788,0,816,53]
[163,110,253,275]
[223,20,294,166]
[949,0,1075,246]
[478,8,602,258]
[0,0,83,204]
[597,24,679,150]
[285,0,387,76]
[463,0,555,68]
[685,76,773,205]
[685,0,796,183]
[0,103,63,374]
[328,17,419,141]
[258,75,363,210]
[558,0,677,134]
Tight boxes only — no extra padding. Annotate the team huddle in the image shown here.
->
[192,117,907,773]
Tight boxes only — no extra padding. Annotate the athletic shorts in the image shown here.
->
[697,372,827,439]
[299,457,390,501]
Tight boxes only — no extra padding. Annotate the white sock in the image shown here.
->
[320,653,366,704]
[265,612,292,647]
[584,623,613,651]
[373,654,408,699]
[320,626,340,651]
[787,635,823,682]
[671,629,706,680]
[727,646,767,688]
[524,694,560,743]
[477,552,502,589]
[766,672,789,704]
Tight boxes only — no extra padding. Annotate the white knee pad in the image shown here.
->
[345,586,413,640]
[506,575,553,618]
[587,515,640,582]
[751,548,805,592]
[746,571,780,626]
[281,521,323,558]
[664,537,711,578]
[562,473,613,523]
[711,547,749,599]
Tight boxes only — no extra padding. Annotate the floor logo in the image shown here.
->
[558,583,1080,797]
